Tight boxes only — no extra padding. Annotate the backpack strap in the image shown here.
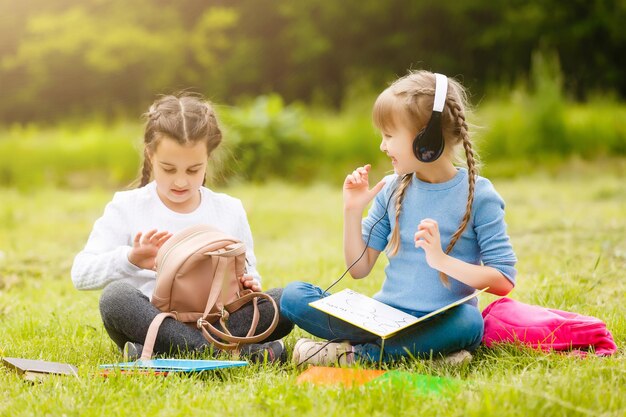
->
[198,246,280,348]
[198,292,280,349]
[195,253,244,350]
[197,245,248,321]
[140,311,178,360]
[202,255,230,319]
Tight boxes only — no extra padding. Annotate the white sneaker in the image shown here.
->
[442,349,472,366]
[292,338,355,367]
[122,342,143,362]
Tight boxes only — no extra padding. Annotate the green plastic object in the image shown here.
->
[367,371,462,395]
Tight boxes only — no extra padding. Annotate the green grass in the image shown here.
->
[0,173,625,416]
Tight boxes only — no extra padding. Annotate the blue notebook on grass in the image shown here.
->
[99,359,248,372]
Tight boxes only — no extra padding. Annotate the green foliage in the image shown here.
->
[479,50,569,159]
[477,51,626,176]
[218,95,314,183]
[0,176,625,416]
[1,0,626,122]
[302,107,383,182]
[527,50,567,155]
[1,88,625,189]
[0,121,140,190]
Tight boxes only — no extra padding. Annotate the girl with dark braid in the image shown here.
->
[72,94,293,362]
[282,70,517,366]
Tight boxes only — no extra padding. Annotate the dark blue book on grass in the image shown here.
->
[99,359,248,372]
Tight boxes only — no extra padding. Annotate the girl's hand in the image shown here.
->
[414,219,447,270]
[240,274,262,292]
[128,229,172,270]
[343,164,386,212]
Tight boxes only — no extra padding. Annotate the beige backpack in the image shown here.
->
[140,224,279,360]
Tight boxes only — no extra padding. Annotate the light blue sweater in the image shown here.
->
[362,168,517,313]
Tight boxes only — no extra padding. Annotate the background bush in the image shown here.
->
[218,95,314,183]
[1,48,624,189]
[1,93,625,189]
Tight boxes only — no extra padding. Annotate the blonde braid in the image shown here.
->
[438,98,477,287]
[386,174,413,256]
[408,87,434,96]
[403,87,434,117]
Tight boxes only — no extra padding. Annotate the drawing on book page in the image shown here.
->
[312,289,420,337]
[310,287,488,339]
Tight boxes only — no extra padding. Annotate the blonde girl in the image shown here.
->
[281,70,517,365]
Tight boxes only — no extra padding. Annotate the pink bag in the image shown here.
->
[482,297,617,356]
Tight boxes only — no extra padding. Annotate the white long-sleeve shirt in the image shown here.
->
[71,181,261,298]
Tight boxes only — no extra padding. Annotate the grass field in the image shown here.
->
[0,173,624,416]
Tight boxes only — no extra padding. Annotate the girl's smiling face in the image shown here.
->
[149,135,207,213]
[379,123,417,175]
[373,89,430,176]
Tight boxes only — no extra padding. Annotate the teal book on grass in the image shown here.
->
[99,359,248,372]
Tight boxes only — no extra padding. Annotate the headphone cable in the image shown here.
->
[323,178,398,295]
[300,176,400,366]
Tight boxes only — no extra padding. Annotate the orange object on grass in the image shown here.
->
[296,366,386,387]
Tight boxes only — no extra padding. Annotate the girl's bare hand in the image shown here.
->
[239,274,262,292]
[128,229,172,270]
[414,219,446,269]
[343,164,385,212]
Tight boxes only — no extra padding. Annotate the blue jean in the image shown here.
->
[280,281,484,363]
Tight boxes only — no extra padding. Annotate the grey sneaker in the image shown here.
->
[442,349,472,366]
[292,338,355,367]
[123,342,143,362]
[239,340,287,364]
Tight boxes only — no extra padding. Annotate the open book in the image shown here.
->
[309,288,488,339]
[2,357,79,381]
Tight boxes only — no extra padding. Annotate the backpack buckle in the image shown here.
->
[197,318,207,329]
[220,307,230,322]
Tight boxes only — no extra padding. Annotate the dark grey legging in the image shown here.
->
[99,281,294,355]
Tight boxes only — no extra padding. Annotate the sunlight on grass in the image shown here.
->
[0,174,624,416]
